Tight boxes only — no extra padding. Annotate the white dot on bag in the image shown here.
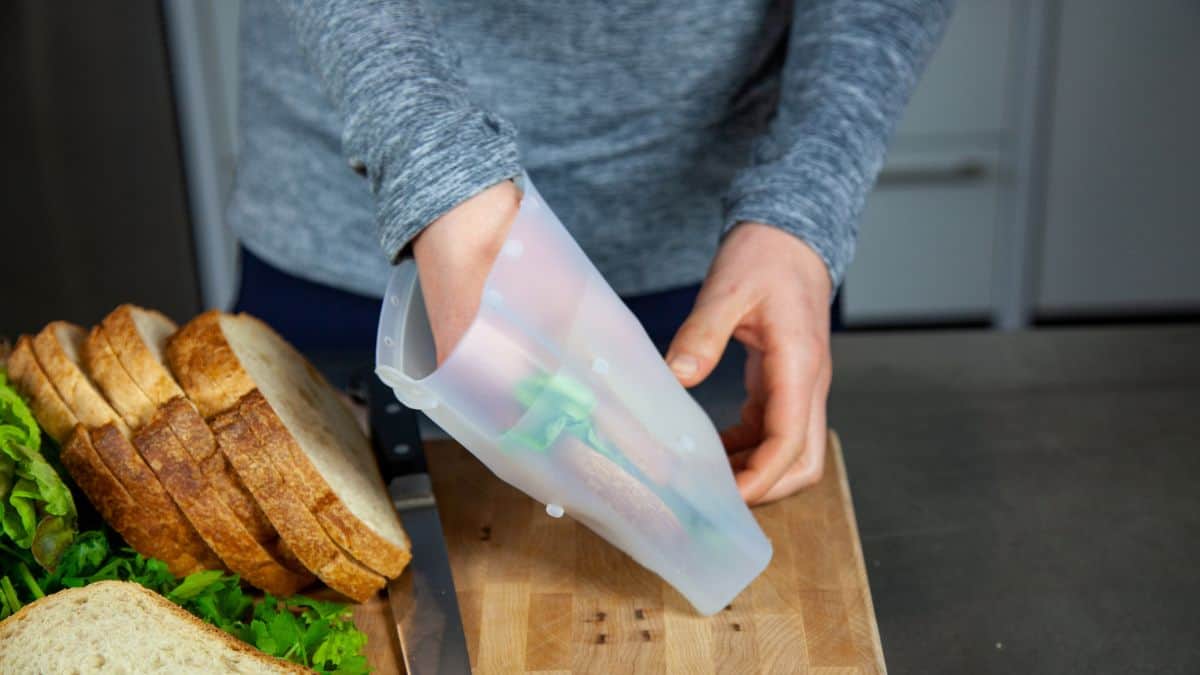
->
[383,336,394,347]
[502,240,524,257]
[389,295,400,306]
[546,503,565,518]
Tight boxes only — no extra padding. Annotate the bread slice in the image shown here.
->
[4,336,77,443]
[61,425,214,577]
[90,423,222,573]
[101,304,186,407]
[82,325,158,429]
[0,581,308,674]
[211,405,385,602]
[32,322,131,438]
[135,398,313,595]
[168,312,410,578]
[163,396,306,575]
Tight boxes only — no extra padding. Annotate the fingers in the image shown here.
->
[721,349,766,453]
[754,366,830,503]
[720,399,763,454]
[734,342,815,503]
[664,292,745,388]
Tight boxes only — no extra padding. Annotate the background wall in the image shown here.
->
[0,0,200,334]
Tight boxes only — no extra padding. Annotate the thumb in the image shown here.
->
[665,294,743,388]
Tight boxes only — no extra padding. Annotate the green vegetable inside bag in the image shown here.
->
[502,371,725,541]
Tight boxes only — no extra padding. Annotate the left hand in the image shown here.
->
[665,222,833,505]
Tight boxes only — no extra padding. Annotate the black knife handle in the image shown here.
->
[353,369,428,479]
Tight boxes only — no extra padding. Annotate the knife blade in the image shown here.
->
[366,374,471,675]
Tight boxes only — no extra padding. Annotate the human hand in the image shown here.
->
[412,181,521,364]
[665,223,833,505]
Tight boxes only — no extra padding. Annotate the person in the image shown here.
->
[229,0,954,505]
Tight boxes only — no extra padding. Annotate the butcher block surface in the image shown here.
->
[356,431,884,674]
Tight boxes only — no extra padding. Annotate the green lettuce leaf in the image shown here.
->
[0,372,76,568]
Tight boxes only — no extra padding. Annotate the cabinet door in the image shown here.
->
[843,0,1017,325]
[894,0,1015,138]
[1037,0,1200,316]
[843,147,1001,324]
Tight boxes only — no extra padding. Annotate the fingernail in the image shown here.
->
[669,354,698,378]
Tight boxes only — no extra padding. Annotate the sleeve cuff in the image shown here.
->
[373,109,523,262]
[722,159,862,290]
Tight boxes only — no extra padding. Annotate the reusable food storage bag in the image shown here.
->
[376,175,771,614]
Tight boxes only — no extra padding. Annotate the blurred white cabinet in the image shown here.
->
[1036,0,1200,316]
[843,0,1021,324]
[847,146,1002,322]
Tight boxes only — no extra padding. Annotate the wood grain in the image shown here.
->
[358,431,883,674]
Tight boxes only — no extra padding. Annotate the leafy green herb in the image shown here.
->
[2,529,369,673]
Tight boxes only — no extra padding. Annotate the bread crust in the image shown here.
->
[90,422,222,573]
[242,391,411,578]
[61,425,212,577]
[136,399,314,595]
[163,398,288,552]
[5,336,77,443]
[211,407,385,603]
[32,321,130,438]
[83,325,158,429]
[166,311,257,418]
[0,581,311,674]
[101,304,186,406]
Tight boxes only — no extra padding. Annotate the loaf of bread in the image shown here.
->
[8,305,410,600]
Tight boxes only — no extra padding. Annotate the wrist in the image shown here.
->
[724,221,833,301]
[413,180,520,270]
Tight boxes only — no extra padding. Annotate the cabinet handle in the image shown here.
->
[876,160,988,187]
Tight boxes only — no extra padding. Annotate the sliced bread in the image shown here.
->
[210,405,385,602]
[90,305,307,583]
[0,581,309,674]
[163,396,304,573]
[82,325,158,429]
[61,425,214,577]
[168,312,410,578]
[24,321,219,574]
[4,336,77,443]
[32,322,131,438]
[101,304,186,406]
[135,398,313,595]
[90,422,222,574]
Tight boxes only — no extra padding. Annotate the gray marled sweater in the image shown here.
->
[228,0,953,298]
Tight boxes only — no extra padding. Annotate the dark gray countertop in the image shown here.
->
[324,324,1200,674]
[816,325,1200,674]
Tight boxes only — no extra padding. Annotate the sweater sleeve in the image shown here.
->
[722,0,954,287]
[276,0,523,261]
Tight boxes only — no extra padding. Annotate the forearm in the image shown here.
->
[723,0,955,287]
[276,0,522,260]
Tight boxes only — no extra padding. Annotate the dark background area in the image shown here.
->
[1,0,200,334]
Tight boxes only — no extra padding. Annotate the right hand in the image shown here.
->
[412,180,521,364]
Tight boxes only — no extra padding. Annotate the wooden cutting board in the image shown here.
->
[355,431,884,674]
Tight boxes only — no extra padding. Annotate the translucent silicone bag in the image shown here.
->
[376,175,771,614]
